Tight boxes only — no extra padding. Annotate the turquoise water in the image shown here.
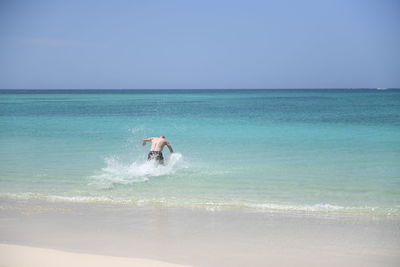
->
[1,89,399,215]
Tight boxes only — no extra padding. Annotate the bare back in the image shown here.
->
[143,136,174,153]
[150,137,168,151]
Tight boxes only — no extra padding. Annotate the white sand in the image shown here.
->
[1,199,399,267]
[0,244,192,267]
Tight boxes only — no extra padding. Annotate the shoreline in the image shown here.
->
[1,194,398,219]
[1,198,399,266]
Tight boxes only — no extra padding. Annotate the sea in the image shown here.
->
[1,89,399,216]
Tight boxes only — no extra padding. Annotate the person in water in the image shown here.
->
[142,136,174,165]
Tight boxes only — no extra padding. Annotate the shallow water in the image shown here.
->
[1,89,399,215]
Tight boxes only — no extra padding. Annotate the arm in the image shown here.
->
[142,137,153,146]
[166,142,174,153]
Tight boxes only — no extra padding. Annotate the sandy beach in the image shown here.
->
[0,243,192,267]
[1,198,399,267]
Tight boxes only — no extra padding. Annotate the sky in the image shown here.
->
[0,0,399,89]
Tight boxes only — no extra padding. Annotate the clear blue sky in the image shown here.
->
[0,0,399,89]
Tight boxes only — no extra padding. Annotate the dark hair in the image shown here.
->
[161,136,165,138]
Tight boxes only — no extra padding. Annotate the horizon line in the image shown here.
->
[0,88,398,90]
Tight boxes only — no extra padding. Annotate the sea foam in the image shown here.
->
[90,153,186,188]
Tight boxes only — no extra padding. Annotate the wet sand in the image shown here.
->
[0,198,399,266]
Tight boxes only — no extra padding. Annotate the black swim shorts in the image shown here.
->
[147,151,164,162]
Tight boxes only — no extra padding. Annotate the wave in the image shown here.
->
[89,153,186,188]
[1,192,398,216]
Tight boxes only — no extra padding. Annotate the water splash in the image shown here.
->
[90,153,186,188]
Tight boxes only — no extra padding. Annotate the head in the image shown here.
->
[160,136,165,139]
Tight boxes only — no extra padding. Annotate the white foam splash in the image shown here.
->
[90,153,186,187]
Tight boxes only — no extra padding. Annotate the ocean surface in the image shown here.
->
[1,89,399,215]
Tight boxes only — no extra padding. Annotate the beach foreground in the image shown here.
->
[0,243,191,267]
[0,198,399,267]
